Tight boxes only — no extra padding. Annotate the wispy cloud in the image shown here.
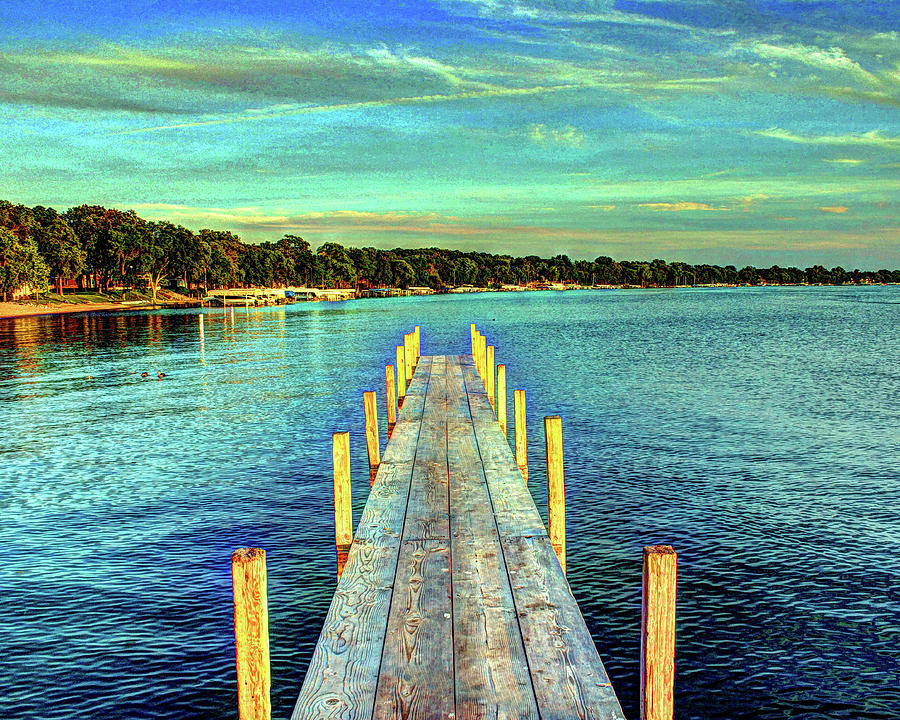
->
[746,42,876,82]
[528,123,584,146]
[114,83,580,134]
[639,202,725,212]
[754,128,900,148]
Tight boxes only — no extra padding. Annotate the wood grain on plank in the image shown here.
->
[372,538,454,720]
[445,355,539,720]
[503,534,626,720]
[292,357,435,720]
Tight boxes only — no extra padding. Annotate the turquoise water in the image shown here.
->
[1,287,898,720]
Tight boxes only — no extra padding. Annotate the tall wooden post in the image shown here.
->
[414,325,420,360]
[332,432,352,581]
[363,391,380,486]
[470,323,476,356]
[514,390,528,483]
[199,314,204,339]
[231,547,271,720]
[479,335,487,383]
[486,345,496,411]
[641,546,677,720]
[544,415,565,574]
[396,345,406,407]
[385,364,397,438]
[497,364,507,437]
[404,334,413,389]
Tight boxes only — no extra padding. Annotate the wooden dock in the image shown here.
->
[291,352,627,719]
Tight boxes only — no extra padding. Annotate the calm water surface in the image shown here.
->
[1,287,898,720]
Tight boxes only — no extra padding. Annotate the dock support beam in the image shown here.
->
[497,364,507,436]
[332,431,353,581]
[385,365,397,438]
[396,345,406,407]
[405,333,414,389]
[515,389,527,483]
[544,415,565,574]
[414,325,420,360]
[641,545,677,720]
[231,547,271,720]
[363,391,380,485]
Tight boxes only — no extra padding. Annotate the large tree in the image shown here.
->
[0,227,49,300]
[30,206,85,294]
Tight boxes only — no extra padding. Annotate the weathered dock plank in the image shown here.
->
[293,350,625,720]
[446,355,540,720]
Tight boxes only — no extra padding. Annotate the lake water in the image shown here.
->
[1,286,898,720]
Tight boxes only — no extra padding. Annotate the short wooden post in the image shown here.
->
[544,415,565,574]
[514,390,528,483]
[363,391,380,486]
[199,314,204,339]
[641,546,677,720]
[486,345,496,411]
[231,547,271,720]
[497,364,507,437]
[332,432,352,581]
[385,364,397,437]
[396,345,406,407]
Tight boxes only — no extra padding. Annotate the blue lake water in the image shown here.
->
[1,286,898,720]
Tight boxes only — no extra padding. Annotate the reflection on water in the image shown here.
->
[1,287,898,720]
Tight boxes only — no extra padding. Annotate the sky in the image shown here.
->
[1,0,898,268]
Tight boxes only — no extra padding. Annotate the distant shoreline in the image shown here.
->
[2,283,895,321]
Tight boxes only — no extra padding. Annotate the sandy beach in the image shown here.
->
[0,301,151,320]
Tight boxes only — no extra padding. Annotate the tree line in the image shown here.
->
[1,199,898,300]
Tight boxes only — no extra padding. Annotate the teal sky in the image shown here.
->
[1,0,898,268]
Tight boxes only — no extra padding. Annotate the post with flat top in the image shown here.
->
[641,545,677,720]
[486,345,496,412]
[470,323,476,356]
[414,325,420,360]
[363,391,380,486]
[332,432,352,581]
[497,364,507,436]
[199,314,204,339]
[404,334,413,389]
[544,415,565,574]
[515,389,528,483]
[479,335,487,384]
[231,547,271,720]
[396,345,406,407]
[385,365,397,438]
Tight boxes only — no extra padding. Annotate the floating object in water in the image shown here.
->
[141,372,149,378]
[158,372,166,379]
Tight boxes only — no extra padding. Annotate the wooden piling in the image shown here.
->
[544,415,565,574]
[414,325,420,360]
[332,431,353,581]
[641,546,677,720]
[479,335,487,384]
[363,391,380,486]
[396,345,406,407]
[470,323,476,355]
[231,547,271,720]
[497,364,507,437]
[385,364,397,437]
[230,306,235,322]
[514,390,528,483]
[486,345,495,411]
[404,334,414,389]
[199,314,204,339]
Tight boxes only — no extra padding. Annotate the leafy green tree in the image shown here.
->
[0,227,49,300]
[30,206,85,294]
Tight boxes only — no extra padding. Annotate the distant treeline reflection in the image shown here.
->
[2,200,898,298]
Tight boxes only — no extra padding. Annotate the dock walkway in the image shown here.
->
[292,353,626,720]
